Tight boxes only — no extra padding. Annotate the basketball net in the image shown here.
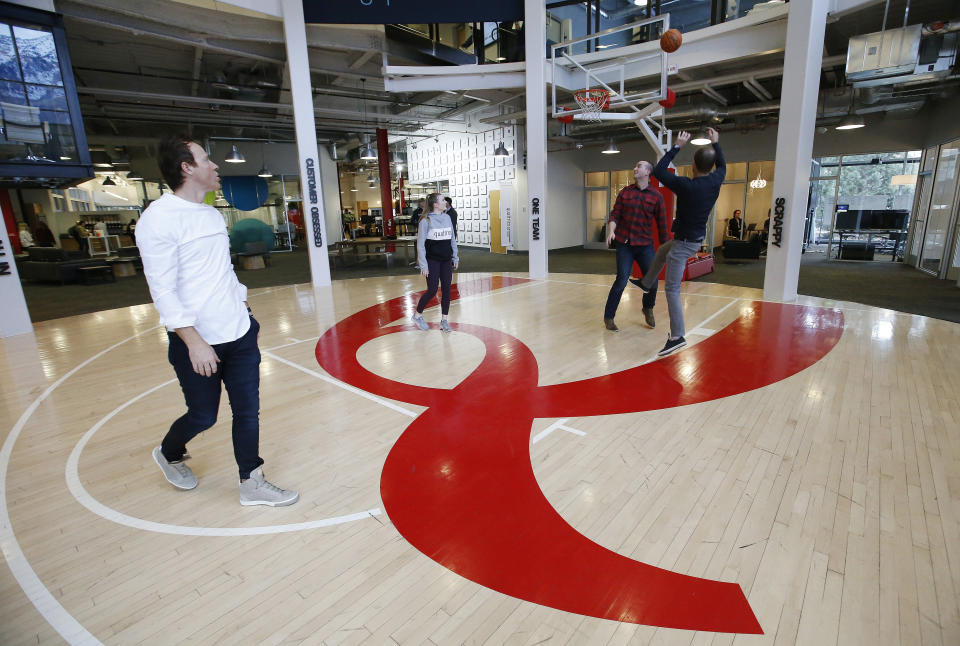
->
[573,89,611,122]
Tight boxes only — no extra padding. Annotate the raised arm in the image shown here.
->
[653,131,691,193]
[707,127,726,184]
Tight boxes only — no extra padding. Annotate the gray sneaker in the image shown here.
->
[152,446,197,490]
[412,313,429,331]
[239,467,299,507]
[440,319,452,333]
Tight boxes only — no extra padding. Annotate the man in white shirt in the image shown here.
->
[137,134,297,507]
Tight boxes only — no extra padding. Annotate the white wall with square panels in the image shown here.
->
[407,126,518,249]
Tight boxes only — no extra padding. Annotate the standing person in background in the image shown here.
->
[632,127,725,357]
[603,159,667,332]
[137,133,298,507]
[411,198,425,220]
[443,196,458,236]
[412,192,459,333]
[32,220,55,247]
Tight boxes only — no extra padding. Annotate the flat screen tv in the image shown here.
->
[835,211,859,230]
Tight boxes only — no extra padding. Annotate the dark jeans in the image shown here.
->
[162,316,264,479]
[416,258,453,315]
[604,242,657,319]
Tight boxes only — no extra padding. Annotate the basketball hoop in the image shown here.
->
[573,88,611,122]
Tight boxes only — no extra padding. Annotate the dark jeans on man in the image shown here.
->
[161,316,264,479]
[416,258,453,315]
[604,242,657,320]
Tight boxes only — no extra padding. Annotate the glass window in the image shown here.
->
[811,156,839,177]
[0,24,19,81]
[13,25,61,86]
[745,161,775,229]
[610,169,633,189]
[920,141,960,275]
[725,162,747,182]
[0,18,75,164]
[585,171,608,187]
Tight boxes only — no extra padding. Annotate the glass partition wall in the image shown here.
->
[587,150,922,263]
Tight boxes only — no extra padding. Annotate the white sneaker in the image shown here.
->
[239,467,299,507]
[440,319,452,333]
[152,446,197,490]
[412,313,429,331]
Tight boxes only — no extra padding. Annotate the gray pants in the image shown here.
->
[640,239,701,339]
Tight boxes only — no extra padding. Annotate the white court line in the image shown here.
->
[64,379,382,536]
[263,336,316,352]
[263,351,419,418]
[693,298,741,332]
[545,277,741,300]
[531,418,588,444]
[641,299,741,364]
[1,326,163,646]
[687,327,718,336]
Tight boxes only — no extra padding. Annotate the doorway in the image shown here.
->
[808,177,839,257]
[584,171,609,250]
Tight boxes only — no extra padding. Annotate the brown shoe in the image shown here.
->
[604,317,619,331]
[642,308,656,329]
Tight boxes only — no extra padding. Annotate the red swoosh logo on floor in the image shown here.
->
[316,276,843,633]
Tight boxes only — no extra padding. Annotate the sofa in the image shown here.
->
[18,247,111,284]
[722,234,764,260]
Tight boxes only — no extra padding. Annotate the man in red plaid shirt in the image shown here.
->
[603,159,668,332]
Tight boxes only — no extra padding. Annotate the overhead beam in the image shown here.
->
[190,47,204,97]
[76,87,468,125]
[59,0,384,52]
[59,0,383,80]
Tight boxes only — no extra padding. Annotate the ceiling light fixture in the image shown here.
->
[690,134,711,146]
[749,171,767,190]
[101,175,116,186]
[257,142,273,177]
[225,144,246,163]
[602,139,620,154]
[494,141,510,157]
[835,114,865,130]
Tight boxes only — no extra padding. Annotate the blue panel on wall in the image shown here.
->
[222,176,270,211]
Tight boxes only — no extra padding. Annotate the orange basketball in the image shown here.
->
[660,29,682,53]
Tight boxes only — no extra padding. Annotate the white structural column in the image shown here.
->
[281,0,330,287]
[0,223,31,337]
[763,0,829,301]
[524,0,548,278]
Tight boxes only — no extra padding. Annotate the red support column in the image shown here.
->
[376,128,396,239]
[1,190,20,254]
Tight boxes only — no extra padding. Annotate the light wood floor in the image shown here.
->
[1,272,958,645]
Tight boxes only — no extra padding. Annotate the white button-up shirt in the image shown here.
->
[137,193,250,344]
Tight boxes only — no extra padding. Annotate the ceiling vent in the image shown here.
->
[846,25,957,89]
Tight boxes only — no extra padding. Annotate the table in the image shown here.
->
[108,257,137,278]
[334,238,418,267]
[835,229,906,261]
[77,265,115,284]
